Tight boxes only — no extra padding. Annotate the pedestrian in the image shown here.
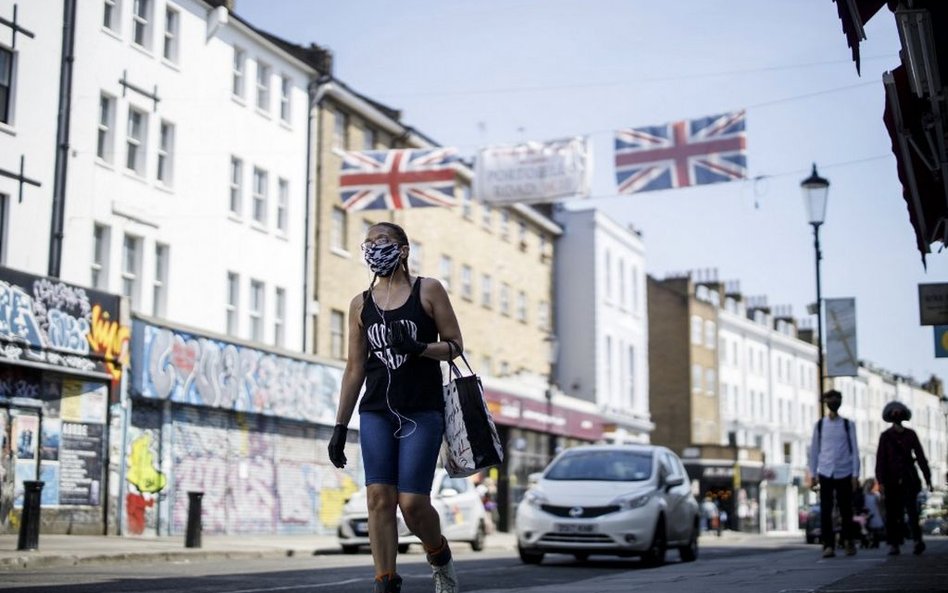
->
[328,222,464,593]
[862,478,885,548]
[808,389,860,558]
[875,401,933,556]
[700,495,719,533]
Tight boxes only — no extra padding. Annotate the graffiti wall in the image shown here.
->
[0,267,128,388]
[131,322,342,425]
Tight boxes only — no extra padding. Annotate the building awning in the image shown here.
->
[833,0,889,74]
[883,65,948,266]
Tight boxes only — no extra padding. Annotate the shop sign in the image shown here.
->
[0,267,127,384]
[131,321,343,424]
[482,388,602,440]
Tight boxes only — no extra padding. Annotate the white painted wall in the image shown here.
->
[555,207,651,439]
[45,0,314,350]
[0,0,63,274]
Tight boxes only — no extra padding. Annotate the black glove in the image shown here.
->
[328,424,348,468]
[388,323,427,356]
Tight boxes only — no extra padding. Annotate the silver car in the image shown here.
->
[515,444,700,566]
[337,469,488,553]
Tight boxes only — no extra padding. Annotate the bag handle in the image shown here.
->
[446,339,475,378]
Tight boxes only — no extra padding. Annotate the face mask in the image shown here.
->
[364,242,402,277]
[826,401,841,413]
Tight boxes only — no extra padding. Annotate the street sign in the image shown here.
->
[918,283,948,325]
[935,326,948,358]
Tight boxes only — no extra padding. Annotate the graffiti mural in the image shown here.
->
[132,322,342,425]
[0,267,127,384]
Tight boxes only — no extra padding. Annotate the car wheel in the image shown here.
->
[397,543,410,554]
[574,552,590,562]
[470,522,486,552]
[518,544,544,564]
[678,525,698,562]
[341,544,360,554]
[642,518,667,567]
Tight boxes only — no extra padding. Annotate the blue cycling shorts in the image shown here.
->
[359,409,444,495]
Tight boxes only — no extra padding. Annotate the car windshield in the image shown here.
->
[545,450,653,482]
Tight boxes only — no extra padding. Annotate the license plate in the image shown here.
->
[554,523,597,534]
[353,521,369,536]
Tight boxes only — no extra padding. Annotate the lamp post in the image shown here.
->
[544,334,559,461]
[801,163,829,418]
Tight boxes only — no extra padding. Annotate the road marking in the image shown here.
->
[225,578,364,592]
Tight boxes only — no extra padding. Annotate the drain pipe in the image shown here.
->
[48,0,77,278]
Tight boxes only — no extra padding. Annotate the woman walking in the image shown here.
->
[875,401,933,556]
[328,222,464,593]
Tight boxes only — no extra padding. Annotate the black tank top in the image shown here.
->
[359,277,444,414]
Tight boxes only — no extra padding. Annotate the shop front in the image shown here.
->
[481,386,604,532]
[0,267,128,535]
[682,446,764,534]
[125,318,350,536]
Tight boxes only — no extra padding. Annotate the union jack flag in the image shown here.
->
[614,111,747,195]
[337,148,459,211]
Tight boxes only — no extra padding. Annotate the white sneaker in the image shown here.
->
[427,539,459,593]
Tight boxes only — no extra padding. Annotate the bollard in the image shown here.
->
[184,491,203,548]
[17,481,44,551]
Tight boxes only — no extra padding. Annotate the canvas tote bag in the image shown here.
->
[440,341,504,478]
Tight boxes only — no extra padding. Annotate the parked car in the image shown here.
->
[337,469,487,554]
[515,444,700,566]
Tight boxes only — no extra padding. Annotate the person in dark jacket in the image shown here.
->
[875,401,933,556]
[328,222,464,593]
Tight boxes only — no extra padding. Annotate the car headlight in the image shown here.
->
[522,489,548,508]
[613,492,651,510]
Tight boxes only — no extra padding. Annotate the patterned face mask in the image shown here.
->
[364,242,402,277]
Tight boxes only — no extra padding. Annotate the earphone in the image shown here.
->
[369,272,418,440]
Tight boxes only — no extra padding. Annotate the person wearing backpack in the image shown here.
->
[875,401,933,556]
[808,389,860,559]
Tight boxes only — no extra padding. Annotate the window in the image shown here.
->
[439,255,453,291]
[537,300,549,330]
[121,234,142,307]
[96,94,116,162]
[255,61,270,111]
[516,291,527,323]
[132,0,151,48]
[103,0,120,31]
[274,287,286,347]
[480,274,492,308]
[618,261,626,307]
[229,157,242,215]
[690,315,702,345]
[163,6,179,62]
[518,221,527,249]
[408,240,424,275]
[460,265,472,301]
[362,125,375,151]
[480,355,492,377]
[330,309,345,359]
[249,279,265,341]
[704,320,716,349]
[333,109,348,148]
[91,224,110,289]
[226,272,239,334]
[705,368,716,395]
[630,266,639,311]
[276,178,288,233]
[0,47,11,125]
[157,120,174,185]
[481,202,492,229]
[152,243,168,317]
[692,364,702,393]
[252,167,268,225]
[628,345,636,399]
[500,283,510,316]
[279,75,291,122]
[232,48,245,97]
[499,210,510,239]
[125,107,147,175]
[604,250,612,299]
[331,207,347,251]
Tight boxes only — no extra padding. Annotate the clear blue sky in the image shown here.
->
[237,0,948,384]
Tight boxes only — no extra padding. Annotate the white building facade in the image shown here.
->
[554,208,652,442]
[717,297,819,534]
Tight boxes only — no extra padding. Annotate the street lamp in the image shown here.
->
[544,334,559,460]
[801,164,830,418]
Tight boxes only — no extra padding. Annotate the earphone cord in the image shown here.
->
[372,277,417,439]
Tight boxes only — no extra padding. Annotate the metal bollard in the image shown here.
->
[184,491,203,548]
[17,481,44,551]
